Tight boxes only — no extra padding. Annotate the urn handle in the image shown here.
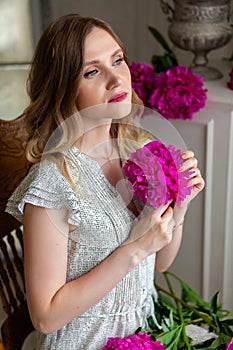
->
[160,0,174,21]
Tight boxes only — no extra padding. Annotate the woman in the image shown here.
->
[6,14,204,349]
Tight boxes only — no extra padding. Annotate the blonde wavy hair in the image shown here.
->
[24,14,152,180]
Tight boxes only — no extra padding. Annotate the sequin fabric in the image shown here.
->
[6,147,157,350]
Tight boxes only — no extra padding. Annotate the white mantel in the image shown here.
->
[171,71,233,311]
[202,71,233,311]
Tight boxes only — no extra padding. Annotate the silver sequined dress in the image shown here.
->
[6,147,157,350]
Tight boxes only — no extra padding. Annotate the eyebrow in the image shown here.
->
[84,48,123,67]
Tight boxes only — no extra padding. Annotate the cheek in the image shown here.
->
[76,90,84,110]
[125,69,132,97]
[76,86,94,110]
[124,65,132,84]
[125,68,133,99]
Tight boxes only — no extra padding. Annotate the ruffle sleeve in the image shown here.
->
[5,159,81,227]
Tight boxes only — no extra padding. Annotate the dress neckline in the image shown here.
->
[68,146,137,219]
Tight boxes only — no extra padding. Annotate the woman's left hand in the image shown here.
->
[173,150,205,224]
[180,150,205,204]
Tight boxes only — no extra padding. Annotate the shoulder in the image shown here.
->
[5,155,75,222]
[17,156,68,193]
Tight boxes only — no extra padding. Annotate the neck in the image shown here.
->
[76,123,114,158]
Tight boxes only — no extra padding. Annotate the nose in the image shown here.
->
[106,70,121,90]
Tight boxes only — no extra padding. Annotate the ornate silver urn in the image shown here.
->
[160,0,233,80]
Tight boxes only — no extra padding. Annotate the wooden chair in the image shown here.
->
[0,115,34,349]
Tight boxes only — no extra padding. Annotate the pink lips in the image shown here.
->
[108,92,127,103]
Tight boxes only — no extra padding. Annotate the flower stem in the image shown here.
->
[156,283,218,331]
[164,272,192,349]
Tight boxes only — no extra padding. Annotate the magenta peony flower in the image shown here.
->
[122,140,193,208]
[148,65,207,120]
[227,337,233,350]
[227,69,233,90]
[102,332,164,349]
[130,61,157,108]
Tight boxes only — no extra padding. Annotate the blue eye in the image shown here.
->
[113,58,124,66]
[84,69,98,77]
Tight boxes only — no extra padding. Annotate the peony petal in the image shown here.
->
[122,140,193,208]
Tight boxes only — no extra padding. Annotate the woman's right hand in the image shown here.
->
[123,202,175,258]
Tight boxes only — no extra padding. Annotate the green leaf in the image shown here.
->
[195,311,213,323]
[147,315,160,331]
[181,280,210,310]
[221,318,233,326]
[157,326,179,344]
[153,303,171,327]
[210,291,220,315]
[151,53,178,73]
[220,321,233,338]
[194,337,218,349]
[206,334,230,349]
[161,319,170,333]
[148,25,174,54]
[158,292,176,310]
[169,309,175,329]
[217,331,232,343]
[157,325,183,348]
[209,292,223,333]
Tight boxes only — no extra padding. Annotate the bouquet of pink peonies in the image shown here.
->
[227,338,233,350]
[122,140,193,209]
[102,331,164,350]
[130,63,207,121]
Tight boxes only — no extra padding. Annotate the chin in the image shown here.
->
[108,102,132,120]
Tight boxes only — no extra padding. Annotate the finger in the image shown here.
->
[188,175,205,190]
[159,207,174,234]
[179,157,198,172]
[183,168,199,182]
[161,206,173,222]
[189,168,201,179]
[181,150,195,160]
[151,200,173,220]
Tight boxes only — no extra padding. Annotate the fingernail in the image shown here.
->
[190,169,196,177]
[181,152,186,159]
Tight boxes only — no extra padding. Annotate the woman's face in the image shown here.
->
[76,27,132,117]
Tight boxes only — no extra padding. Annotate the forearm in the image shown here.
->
[28,242,142,334]
[173,205,188,226]
[155,222,183,272]
[155,203,187,272]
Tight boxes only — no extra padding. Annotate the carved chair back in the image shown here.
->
[0,115,34,349]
